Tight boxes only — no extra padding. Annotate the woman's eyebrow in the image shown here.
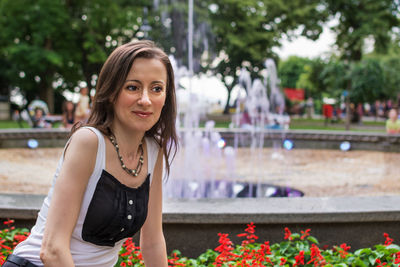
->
[125,79,165,85]
[125,79,142,84]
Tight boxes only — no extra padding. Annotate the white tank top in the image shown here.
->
[14,127,159,267]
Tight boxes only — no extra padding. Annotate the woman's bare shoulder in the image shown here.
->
[67,127,99,154]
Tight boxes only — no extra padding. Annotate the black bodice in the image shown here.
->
[82,169,150,247]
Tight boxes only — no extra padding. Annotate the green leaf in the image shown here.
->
[385,244,400,251]
[280,242,290,254]
[354,248,371,256]
[291,233,300,240]
[333,263,347,267]
[307,236,319,244]
[368,255,376,265]
[352,258,367,267]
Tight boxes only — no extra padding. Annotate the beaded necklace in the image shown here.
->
[108,135,144,177]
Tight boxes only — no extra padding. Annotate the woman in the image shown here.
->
[4,40,178,267]
[75,87,91,123]
[386,108,400,134]
[61,100,75,130]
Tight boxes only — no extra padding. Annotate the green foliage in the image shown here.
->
[206,0,328,113]
[2,221,400,266]
[0,0,145,110]
[0,0,398,115]
[319,59,348,99]
[296,58,327,97]
[149,0,213,72]
[278,56,313,89]
[323,0,400,61]
[350,58,384,104]
[0,0,73,102]
[380,55,400,100]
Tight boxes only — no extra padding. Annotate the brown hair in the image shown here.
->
[72,40,178,175]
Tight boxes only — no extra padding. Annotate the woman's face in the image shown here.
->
[389,109,397,121]
[113,57,167,134]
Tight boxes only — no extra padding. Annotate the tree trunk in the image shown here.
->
[223,87,233,114]
[222,77,238,114]
[39,75,54,114]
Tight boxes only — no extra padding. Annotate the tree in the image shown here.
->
[0,0,74,112]
[381,56,400,101]
[322,0,400,129]
[319,59,348,98]
[0,0,146,112]
[278,56,312,89]
[61,0,145,93]
[146,0,215,74]
[350,58,384,104]
[296,58,327,97]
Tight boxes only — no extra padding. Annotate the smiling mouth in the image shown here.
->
[133,111,152,118]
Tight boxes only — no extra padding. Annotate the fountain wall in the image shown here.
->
[1,193,400,258]
[1,128,399,152]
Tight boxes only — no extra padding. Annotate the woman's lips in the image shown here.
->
[133,111,152,118]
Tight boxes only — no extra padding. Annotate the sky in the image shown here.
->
[274,21,338,59]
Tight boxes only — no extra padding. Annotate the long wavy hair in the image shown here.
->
[72,40,178,176]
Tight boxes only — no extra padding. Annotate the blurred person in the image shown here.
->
[322,103,333,126]
[75,87,90,123]
[61,100,76,130]
[32,107,51,128]
[357,103,363,124]
[386,108,400,134]
[4,40,178,267]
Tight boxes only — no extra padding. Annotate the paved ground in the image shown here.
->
[1,147,399,197]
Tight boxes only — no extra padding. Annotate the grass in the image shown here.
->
[288,117,385,132]
[0,117,386,132]
[0,120,62,129]
[197,117,385,132]
[0,120,30,129]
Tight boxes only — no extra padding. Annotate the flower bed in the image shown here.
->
[1,220,399,266]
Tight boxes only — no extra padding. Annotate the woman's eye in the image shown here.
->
[127,85,138,91]
[153,86,163,92]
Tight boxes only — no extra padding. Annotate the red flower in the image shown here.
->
[214,233,239,266]
[3,219,14,226]
[307,244,326,266]
[167,252,185,267]
[284,227,292,240]
[279,257,287,265]
[394,252,400,264]
[294,250,305,266]
[338,243,351,258]
[0,240,12,250]
[383,233,393,246]
[375,258,388,267]
[300,229,311,240]
[237,222,259,246]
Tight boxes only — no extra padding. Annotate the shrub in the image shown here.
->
[1,220,399,266]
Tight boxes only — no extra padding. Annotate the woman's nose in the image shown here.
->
[138,90,151,106]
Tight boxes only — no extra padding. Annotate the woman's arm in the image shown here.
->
[140,148,168,267]
[40,128,98,267]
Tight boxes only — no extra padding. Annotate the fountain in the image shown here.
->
[164,57,303,199]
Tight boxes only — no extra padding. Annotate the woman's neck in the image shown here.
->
[110,125,144,158]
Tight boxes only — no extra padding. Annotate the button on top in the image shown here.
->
[127,215,132,220]
[129,200,133,205]
[120,228,125,232]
